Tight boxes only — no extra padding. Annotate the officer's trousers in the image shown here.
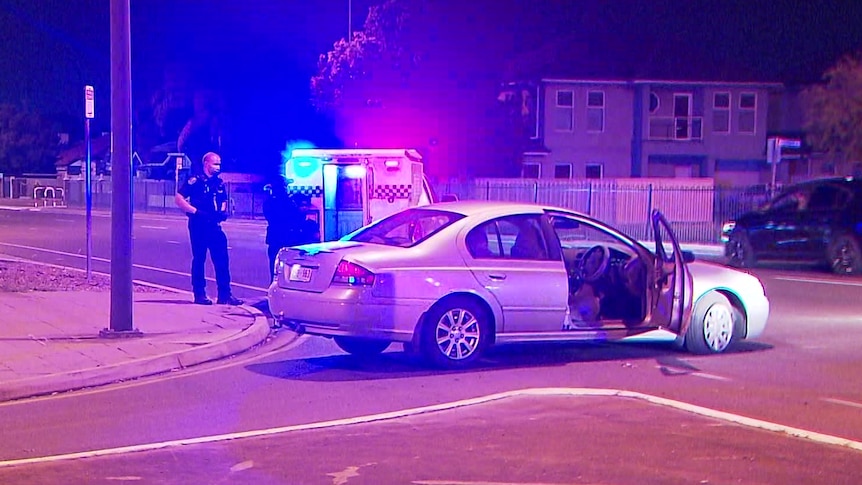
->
[188,221,232,299]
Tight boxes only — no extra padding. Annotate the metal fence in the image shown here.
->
[27,177,774,244]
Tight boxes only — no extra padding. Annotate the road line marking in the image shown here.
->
[822,397,862,409]
[139,225,168,230]
[0,242,268,292]
[775,276,862,287]
[166,240,182,244]
[692,372,731,381]
[2,387,861,468]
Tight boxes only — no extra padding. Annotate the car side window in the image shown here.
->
[466,222,503,259]
[807,184,844,211]
[771,189,809,212]
[497,216,551,261]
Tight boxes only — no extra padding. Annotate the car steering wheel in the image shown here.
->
[577,245,610,283]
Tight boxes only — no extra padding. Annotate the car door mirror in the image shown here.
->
[682,250,695,263]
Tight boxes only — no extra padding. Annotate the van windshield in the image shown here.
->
[346,208,464,248]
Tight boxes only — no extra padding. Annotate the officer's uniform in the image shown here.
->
[177,173,233,301]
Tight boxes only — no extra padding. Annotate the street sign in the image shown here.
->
[84,85,95,119]
[778,138,801,149]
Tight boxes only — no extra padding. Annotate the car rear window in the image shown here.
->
[347,208,465,247]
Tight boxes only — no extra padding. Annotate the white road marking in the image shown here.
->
[0,242,267,292]
[822,397,862,409]
[229,461,255,472]
[165,240,182,244]
[775,276,862,287]
[655,365,732,382]
[2,387,861,468]
[414,481,568,485]
[139,225,168,230]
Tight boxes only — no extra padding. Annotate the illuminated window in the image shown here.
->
[738,92,756,134]
[554,90,574,131]
[586,91,604,132]
[713,92,730,133]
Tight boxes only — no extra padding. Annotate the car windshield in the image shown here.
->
[346,208,464,247]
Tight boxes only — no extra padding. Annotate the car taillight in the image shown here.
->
[332,260,375,286]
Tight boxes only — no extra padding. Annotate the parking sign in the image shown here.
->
[84,86,94,119]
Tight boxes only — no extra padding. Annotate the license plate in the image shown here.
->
[289,264,313,282]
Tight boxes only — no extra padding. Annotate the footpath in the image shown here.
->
[0,255,271,403]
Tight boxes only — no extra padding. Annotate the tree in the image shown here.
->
[0,104,58,175]
[803,51,862,164]
[310,0,421,113]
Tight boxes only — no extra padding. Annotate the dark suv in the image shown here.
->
[723,177,862,274]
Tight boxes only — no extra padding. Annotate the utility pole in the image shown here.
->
[101,0,140,338]
[348,0,352,39]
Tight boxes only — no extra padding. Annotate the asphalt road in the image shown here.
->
[2,207,862,484]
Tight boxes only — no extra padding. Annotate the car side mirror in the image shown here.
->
[682,250,695,263]
[440,194,459,202]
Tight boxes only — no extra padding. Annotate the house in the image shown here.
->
[509,78,784,185]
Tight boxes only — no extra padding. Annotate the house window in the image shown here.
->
[738,92,756,134]
[586,90,605,132]
[554,163,572,179]
[649,92,660,114]
[674,93,692,139]
[554,90,574,131]
[713,92,730,133]
[585,164,603,179]
[523,163,540,178]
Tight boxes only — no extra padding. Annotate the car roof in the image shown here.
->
[421,199,580,218]
[789,176,862,192]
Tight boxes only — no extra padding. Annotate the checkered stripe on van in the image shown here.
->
[288,185,323,197]
[373,184,411,202]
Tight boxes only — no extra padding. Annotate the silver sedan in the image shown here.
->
[268,200,769,368]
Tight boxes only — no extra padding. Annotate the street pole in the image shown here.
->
[348,0,352,39]
[84,86,94,283]
[102,0,140,338]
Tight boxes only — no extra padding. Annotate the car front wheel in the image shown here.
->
[421,297,490,368]
[334,336,391,356]
[828,235,862,275]
[726,231,756,268]
[684,292,741,354]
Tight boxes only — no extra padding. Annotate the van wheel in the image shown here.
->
[421,297,490,369]
[685,292,741,355]
[828,235,862,275]
[726,231,756,268]
[334,337,390,356]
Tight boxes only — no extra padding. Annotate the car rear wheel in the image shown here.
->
[726,231,756,268]
[684,292,741,355]
[828,235,862,275]
[421,297,490,368]
[334,337,391,356]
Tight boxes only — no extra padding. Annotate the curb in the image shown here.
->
[0,304,271,403]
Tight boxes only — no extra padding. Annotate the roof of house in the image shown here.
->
[56,135,112,167]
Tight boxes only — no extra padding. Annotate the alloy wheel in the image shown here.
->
[435,308,482,360]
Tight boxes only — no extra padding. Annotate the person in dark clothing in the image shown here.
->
[174,152,243,305]
[263,180,320,280]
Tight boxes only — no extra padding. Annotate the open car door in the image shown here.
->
[649,210,693,335]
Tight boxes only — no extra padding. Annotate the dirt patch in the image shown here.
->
[0,260,173,293]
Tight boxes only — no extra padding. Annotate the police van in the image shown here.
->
[283,148,435,242]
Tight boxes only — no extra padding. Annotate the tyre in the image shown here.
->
[828,235,862,275]
[334,336,390,356]
[726,231,756,268]
[684,292,742,355]
[420,297,490,369]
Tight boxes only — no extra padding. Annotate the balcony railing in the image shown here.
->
[648,116,703,140]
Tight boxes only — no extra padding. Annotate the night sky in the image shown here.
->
[1,0,861,171]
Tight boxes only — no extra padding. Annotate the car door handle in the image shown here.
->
[488,274,507,280]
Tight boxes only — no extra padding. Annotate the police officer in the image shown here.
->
[174,152,243,305]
